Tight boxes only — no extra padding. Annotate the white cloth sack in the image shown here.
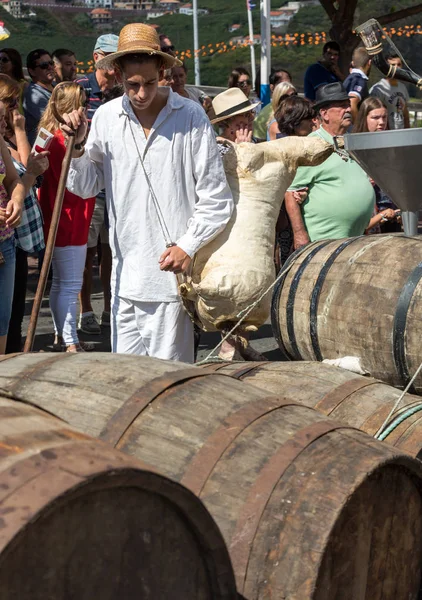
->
[186,136,334,331]
[323,357,370,376]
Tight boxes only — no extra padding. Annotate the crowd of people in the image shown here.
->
[0,25,410,360]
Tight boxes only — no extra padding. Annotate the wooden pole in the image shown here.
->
[23,134,75,353]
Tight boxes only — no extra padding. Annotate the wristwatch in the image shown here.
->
[74,137,87,151]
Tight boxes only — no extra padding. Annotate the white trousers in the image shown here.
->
[111,296,194,363]
[50,245,87,345]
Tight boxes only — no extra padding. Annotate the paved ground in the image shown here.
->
[23,258,285,362]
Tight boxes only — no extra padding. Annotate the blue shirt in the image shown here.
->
[76,71,102,124]
[304,62,339,101]
[343,68,369,103]
[23,82,52,146]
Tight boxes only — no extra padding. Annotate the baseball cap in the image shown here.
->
[94,34,119,54]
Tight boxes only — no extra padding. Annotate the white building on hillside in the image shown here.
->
[2,0,22,18]
[146,8,169,18]
[85,0,113,9]
[179,3,208,15]
[159,0,180,9]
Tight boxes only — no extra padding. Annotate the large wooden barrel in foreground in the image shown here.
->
[0,387,237,599]
[2,353,422,599]
[201,361,422,458]
[271,235,422,394]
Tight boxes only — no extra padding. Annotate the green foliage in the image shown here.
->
[1,0,421,90]
[72,11,95,31]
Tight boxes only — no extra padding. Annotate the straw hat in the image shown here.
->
[211,88,260,125]
[96,23,182,70]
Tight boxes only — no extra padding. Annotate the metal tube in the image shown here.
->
[246,0,256,87]
[401,211,419,236]
[260,0,271,106]
[193,0,200,86]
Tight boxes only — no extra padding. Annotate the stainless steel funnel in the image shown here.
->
[343,128,422,235]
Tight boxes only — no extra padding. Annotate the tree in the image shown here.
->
[318,0,422,71]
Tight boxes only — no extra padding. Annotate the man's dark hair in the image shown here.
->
[174,61,187,74]
[102,83,124,103]
[323,41,340,54]
[275,96,315,136]
[387,52,401,61]
[27,48,51,70]
[270,67,292,86]
[52,48,75,61]
[116,52,164,71]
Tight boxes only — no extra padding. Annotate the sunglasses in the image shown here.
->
[238,80,251,87]
[161,45,175,53]
[0,56,10,64]
[36,60,54,70]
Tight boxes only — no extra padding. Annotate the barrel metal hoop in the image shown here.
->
[309,237,363,362]
[197,362,231,372]
[231,420,352,593]
[286,241,332,361]
[1,353,74,394]
[314,378,380,415]
[0,353,21,363]
[392,261,422,392]
[229,362,270,380]
[181,396,300,496]
[271,244,316,361]
[100,368,231,447]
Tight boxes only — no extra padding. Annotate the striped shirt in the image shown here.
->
[76,71,102,124]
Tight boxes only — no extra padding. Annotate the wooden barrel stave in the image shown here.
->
[203,360,422,456]
[271,235,422,393]
[2,354,422,598]
[0,395,238,600]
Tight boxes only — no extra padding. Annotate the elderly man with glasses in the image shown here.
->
[23,48,56,145]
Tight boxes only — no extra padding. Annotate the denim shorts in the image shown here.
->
[0,235,16,336]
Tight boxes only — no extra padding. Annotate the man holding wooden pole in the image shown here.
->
[62,23,233,363]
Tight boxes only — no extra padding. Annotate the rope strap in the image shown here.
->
[378,403,422,441]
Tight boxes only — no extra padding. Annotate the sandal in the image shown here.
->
[78,340,95,352]
[66,343,85,353]
[52,336,65,352]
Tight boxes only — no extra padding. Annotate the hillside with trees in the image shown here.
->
[1,0,421,91]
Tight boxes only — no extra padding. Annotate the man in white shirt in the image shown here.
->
[370,54,410,130]
[63,23,233,362]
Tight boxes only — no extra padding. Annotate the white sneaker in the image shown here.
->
[78,312,101,335]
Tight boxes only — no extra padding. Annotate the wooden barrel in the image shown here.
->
[271,235,422,394]
[0,384,237,599]
[200,361,422,458]
[2,353,422,599]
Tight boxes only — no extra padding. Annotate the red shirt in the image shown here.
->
[38,130,95,247]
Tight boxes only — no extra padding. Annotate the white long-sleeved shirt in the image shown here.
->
[67,89,233,302]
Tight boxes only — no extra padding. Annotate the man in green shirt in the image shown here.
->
[286,82,375,249]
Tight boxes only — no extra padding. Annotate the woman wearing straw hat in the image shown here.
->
[62,23,233,362]
[211,88,260,146]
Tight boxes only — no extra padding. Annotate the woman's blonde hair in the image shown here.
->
[39,81,85,134]
[268,81,297,125]
[0,73,22,107]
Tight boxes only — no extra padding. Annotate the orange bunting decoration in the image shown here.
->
[73,25,421,70]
